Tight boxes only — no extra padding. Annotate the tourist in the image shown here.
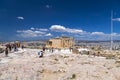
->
[42,47,46,52]
[97,52,100,57]
[51,47,54,53]
[13,44,17,51]
[93,52,96,57]
[21,45,24,50]
[88,51,90,55]
[5,47,8,57]
[38,51,43,58]
[88,51,90,57]
[69,47,72,52]
[8,44,12,52]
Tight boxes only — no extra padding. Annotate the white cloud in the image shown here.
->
[30,27,48,31]
[50,25,84,34]
[111,33,120,36]
[16,25,120,40]
[37,28,48,31]
[17,16,24,20]
[112,18,120,22]
[17,30,38,38]
[67,28,83,33]
[45,5,51,8]
[30,27,35,30]
[34,31,45,34]
[17,27,50,38]
[17,28,48,38]
[89,32,120,40]
[91,32,105,35]
[45,33,52,36]
[50,25,66,31]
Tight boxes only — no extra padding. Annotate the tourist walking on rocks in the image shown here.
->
[5,47,8,57]
[51,47,54,53]
[93,52,96,57]
[42,47,46,52]
[97,52,100,57]
[88,51,90,57]
[38,51,43,58]
[13,44,17,51]
[69,47,72,52]
[8,44,12,52]
[21,45,24,50]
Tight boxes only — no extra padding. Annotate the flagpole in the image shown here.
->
[110,10,113,50]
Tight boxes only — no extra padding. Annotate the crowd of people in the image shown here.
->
[87,51,101,57]
[4,42,24,57]
[37,47,74,58]
[3,43,101,58]
[38,47,55,58]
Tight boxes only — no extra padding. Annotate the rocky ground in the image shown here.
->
[0,48,120,80]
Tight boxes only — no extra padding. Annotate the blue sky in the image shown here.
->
[0,0,120,41]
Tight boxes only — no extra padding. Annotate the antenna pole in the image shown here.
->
[110,10,113,50]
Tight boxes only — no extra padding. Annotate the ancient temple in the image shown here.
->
[46,36,74,49]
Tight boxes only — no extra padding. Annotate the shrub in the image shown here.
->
[71,74,76,79]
